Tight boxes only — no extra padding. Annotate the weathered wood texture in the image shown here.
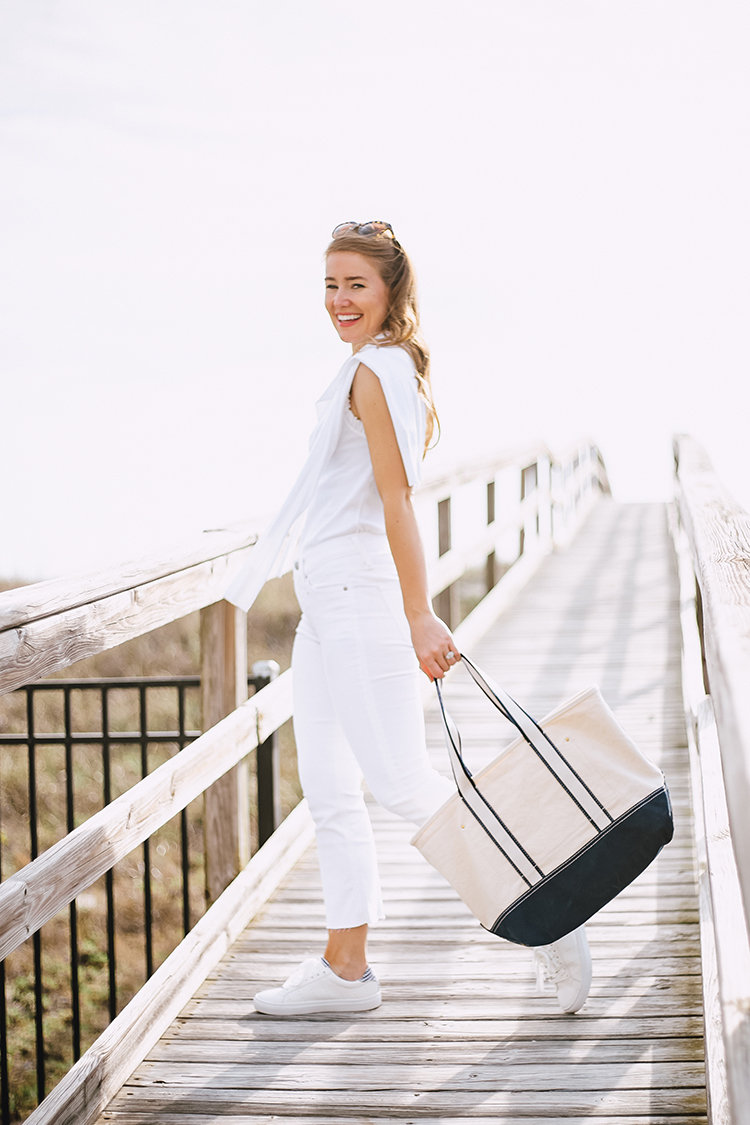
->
[674,435,750,932]
[23,801,315,1125]
[0,538,257,696]
[99,502,706,1123]
[0,670,293,961]
[0,525,258,633]
[672,510,739,1125]
[695,699,750,1125]
[201,601,251,902]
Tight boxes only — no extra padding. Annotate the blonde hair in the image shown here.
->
[325,230,439,452]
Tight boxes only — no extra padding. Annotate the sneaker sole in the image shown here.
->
[253,990,382,1016]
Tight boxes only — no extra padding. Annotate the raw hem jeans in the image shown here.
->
[292,532,455,928]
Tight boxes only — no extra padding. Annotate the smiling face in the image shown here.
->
[325,250,390,351]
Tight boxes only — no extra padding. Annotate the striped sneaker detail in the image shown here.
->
[321,957,376,983]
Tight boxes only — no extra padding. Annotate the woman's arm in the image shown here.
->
[351,363,460,681]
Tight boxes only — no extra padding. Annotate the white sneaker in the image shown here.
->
[253,957,382,1016]
[533,925,592,1013]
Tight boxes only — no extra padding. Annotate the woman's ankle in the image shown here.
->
[324,923,368,980]
[324,954,368,981]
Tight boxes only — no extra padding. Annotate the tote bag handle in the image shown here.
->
[435,656,612,845]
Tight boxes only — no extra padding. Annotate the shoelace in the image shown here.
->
[533,946,565,993]
[282,958,319,988]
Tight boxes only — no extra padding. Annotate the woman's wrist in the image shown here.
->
[405,604,436,627]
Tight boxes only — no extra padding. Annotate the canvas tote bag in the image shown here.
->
[411,656,674,946]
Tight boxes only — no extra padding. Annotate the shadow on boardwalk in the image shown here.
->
[100,502,706,1124]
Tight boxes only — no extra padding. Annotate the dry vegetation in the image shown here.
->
[0,573,301,1121]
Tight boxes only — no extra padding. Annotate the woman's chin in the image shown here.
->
[339,330,367,348]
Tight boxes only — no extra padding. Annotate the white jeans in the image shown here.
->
[292,532,455,928]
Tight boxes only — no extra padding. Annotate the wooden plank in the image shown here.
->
[201,601,250,902]
[161,1015,706,1042]
[240,902,700,923]
[148,1037,705,1064]
[230,939,703,958]
[129,1059,706,1091]
[673,511,731,1125]
[187,995,703,1018]
[22,800,315,1125]
[674,435,750,929]
[262,888,701,908]
[101,1116,707,1125]
[0,524,256,632]
[96,1087,708,1115]
[0,550,253,696]
[199,979,703,1004]
[248,893,700,916]
[0,670,293,960]
[217,957,703,979]
[696,697,750,1124]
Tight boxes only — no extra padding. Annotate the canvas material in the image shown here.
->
[411,683,667,932]
[493,787,673,945]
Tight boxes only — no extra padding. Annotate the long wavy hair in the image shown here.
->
[325,230,439,452]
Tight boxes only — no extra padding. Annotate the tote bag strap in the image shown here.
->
[436,656,613,836]
[434,677,546,886]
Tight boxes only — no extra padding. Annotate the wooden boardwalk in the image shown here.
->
[99,501,706,1123]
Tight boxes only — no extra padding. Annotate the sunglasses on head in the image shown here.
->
[332,220,396,240]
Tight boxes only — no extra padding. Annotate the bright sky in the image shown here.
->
[1,1,747,580]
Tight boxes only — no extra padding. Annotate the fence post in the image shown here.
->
[252,660,281,847]
[201,600,249,903]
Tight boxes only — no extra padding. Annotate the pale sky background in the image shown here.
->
[1,1,748,581]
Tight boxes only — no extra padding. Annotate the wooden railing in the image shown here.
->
[672,434,750,1125]
[0,439,606,1125]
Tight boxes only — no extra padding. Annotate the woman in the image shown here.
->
[226,222,591,1016]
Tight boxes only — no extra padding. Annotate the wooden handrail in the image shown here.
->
[0,442,604,698]
[417,441,550,496]
[0,524,257,632]
[671,494,750,1125]
[0,526,258,693]
[0,670,292,962]
[0,436,607,1124]
[674,434,750,931]
[418,439,609,498]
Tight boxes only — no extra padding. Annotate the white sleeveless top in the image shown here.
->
[224,343,426,612]
[301,345,426,553]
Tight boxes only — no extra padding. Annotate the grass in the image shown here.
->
[0,572,302,1121]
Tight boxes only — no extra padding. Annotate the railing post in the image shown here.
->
[536,455,553,549]
[434,496,459,628]
[252,660,281,847]
[201,600,249,903]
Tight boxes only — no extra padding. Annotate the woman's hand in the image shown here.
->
[409,609,461,681]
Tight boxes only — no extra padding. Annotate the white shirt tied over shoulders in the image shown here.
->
[224,343,426,614]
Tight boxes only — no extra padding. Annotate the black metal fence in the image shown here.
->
[0,669,280,1124]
